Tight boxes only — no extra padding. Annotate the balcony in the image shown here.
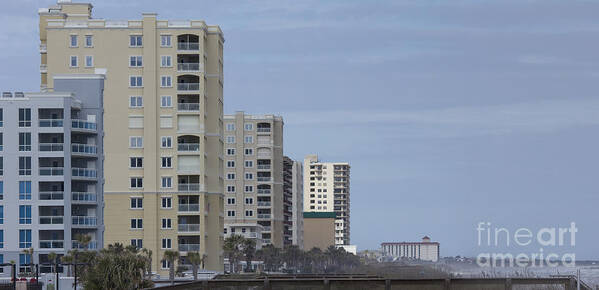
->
[257,189,271,195]
[257,214,271,219]
[257,165,271,170]
[72,192,97,203]
[39,119,64,128]
[257,177,272,182]
[262,226,272,232]
[178,143,200,152]
[39,192,64,201]
[72,168,97,179]
[178,63,201,72]
[178,42,199,51]
[72,240,98,250]
[177,103,200,112]
[257,128,271,133]
[72,216,97,227]
[177,83,200,91]
[178,183,201,192]
[39,143,64,152]
[39,167,64,176]
[257,202,271,207]
[39,216,64,225]
[40,240,64,249]
[178,244,201,252]
[72,144,97,155]
[71,120,97,132]
[178,204,200,212]
[178,224,200,232]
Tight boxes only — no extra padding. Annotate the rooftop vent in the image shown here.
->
[2,92,13,98]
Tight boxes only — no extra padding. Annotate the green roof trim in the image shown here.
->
[303,212,337,218]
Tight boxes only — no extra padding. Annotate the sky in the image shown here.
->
[1,0,598,260]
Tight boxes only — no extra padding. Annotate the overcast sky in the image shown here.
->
[1,0,598,259]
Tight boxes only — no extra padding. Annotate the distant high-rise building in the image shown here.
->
[0,74,105,273]
[303,154,350,246]
[284,156,303,249]
[39,0,225,273]
[381,236,440,262]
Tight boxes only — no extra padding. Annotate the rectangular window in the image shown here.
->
[227,210,236,217]
[130,35,142,47]
[130,218,143,229]
[226,136,235,144]
[161,238,172,249]
[19,132,31,151]
[244,123,253,131]
[19,230,32,248]
[0,181,3,200]
[19,205,32,224]
[0,206,3,224]
[245,185,253,193]
[161,177,172,188]
[19,157,32,175]
[70,56,78,67]
[0,109,3,127]
[130,157,143,168]
[244,136,253,144]
[130,177,143,188]
[130,56,143,67]
[245,198,253,204]
[245,160,253,168]
[161,136,172,148]
[161,35,171,47]
[85,55,94,67]
[129,136,143,148]
[161,157,172,168]
[227,198,235,205]
[161,218,172,229]
[226,173,235,180]
[19,181,32,200]
[160,76,172,87]
[85,35,93,47]
[245,148,253,155]
[0,158,3,176]
[128,116,144,128]
[245,173,253,180]
[227,185,235,193]
[0,230,3,248]
[161,55,172,67]
[129,96,143,108]
[131,239,143,249]
[160,116,172,128]
[161,197,172,209]
[70,35,78,47]
[226,161,235,168]
[18,108,31,127]
[226,123,235,131]
[245,210,253,217]
[161,95,172,107]
[130,76,143,87]
[226,148,235,156]
[162,260,170,270]
[130,197,143,209]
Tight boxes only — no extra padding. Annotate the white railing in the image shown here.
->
[178,204,200,212]
[39,167,64,176]
[178,244,200,252]
[257,128,271,133]
[39,216,64,224]
[177,63,200,71]
[39,119,64,127]
[72,216,97,226]
[72,120,97,130]
[39,192,64,200]
[177,42,199,50]
[257,165,271,170]
[72,192,97,202]
[178,183,201,192]
[257,177,272,182]
[72,144,97,154]
[257,214,271,219]
[40,240,64,249]
[257,202,271,207]
[72,168,97,178]
[262,226,271,231]
[177,83,200,91]
[72,240,98,249]
[257,189,271,194]
[177,103,200,111]
[177,143,200,151]
[178,224,200,232]
[39,143,64,152]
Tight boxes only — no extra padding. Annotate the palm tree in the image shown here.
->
[163,250,180,285]
[47,252,58,275]
[242,239,256,272]
[223,234,244,273]
[74,234,92,250]
[21,248,35,276]
[186,252,203,281]
[141,248,153,279]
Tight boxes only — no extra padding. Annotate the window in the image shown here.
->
[131,239,143,249]
[245,198,253,204]
[0,109,3,127]
[161,218,172,229]
[226,123,235,131]
[245,160,253,168]
[70,56,78,67]
[160,157,172,168]
[18,108,31,127]
[227,210,236,217]
[130,56,143,67]
[130,76,143,87]
[85,55,94,67]
[161,55,172,67]
[161,35,171,47]
[130,136,143,148]
[130,35,142,47]
[0,133,3,151]
[19,205,32,224]
[226,173,235,180]
[19,230,32,248]
[0,206,3,224]
[130,197,143,209]
[85,35,93,47]
[0,181,3,199]
[245,210,253,217]
[70,35,78,47]
[0,230,3,248]
[19,157,32,175]
[19,181,31,200]
[161,136,172,148]
[19,133,31,151]
[130,157,143,168]
[130,177,143,188]
[0,158,3,176]
[244,136,253,144]
[19,254,31,273]
[161,197,172,208]
[244,123,253,131]
[160,76,172,88]
[227,186,235,193]
[161,238,172,249]
[129,116,144,129]
[227,198,235,205]
[245,173,253,180]
[161,177,172,188]
[226,136,235,144]
[162,260,170,270]
[160,116,172,128]
[226,161,235,168]
[129,96,143,108]
[130,218,143,229]
[245,148,253,155]
[161,95,172,107]
[226,148,235,156]
[245,185,253,193]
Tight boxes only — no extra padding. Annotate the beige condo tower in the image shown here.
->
[39,0,225,273]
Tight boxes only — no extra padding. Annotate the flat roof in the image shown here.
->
[304,212,337,219]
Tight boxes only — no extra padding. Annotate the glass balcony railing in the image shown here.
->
[72,120,97,131]
[257,214,271,219]
[178,183,201,192]
[178,244,200,252]
[177,83,200,91]
[72,216,97,226]
[257,177,272,182]
[177,42,199,51]
[178,224,200,232]
[39,191,64,200]
[257,128,271,133]
[178,143,200,151]
[177,103,200,111]
[257,189,271,194]
[39,119,64,127]
[72,144,97,155]
[39,216,64,224]
[72,168,97,178]
[257,202,271,207]
[39,143,64,152]
[72,240,98,250]
[40,240,64,249]
[257,165,271,170]
[72,192,97,202]
[177,63,200,71]
[39,167,64,176]
[178,204,200,212]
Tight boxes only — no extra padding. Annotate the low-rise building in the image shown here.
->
[381,236,440,262]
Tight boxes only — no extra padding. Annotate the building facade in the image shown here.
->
[0,74,105,274]
[303,154,350,246]
[381,236,440,262]
[284,156,304,249]
[302,212,335,250]
[39,0,225,273]
[222,112,284,248]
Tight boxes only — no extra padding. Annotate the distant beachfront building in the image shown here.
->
[381,236,440,262]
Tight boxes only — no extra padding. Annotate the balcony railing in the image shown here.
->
[72,120,97,131]
[262,226,272,231]
[39,167,64,176]
[178,224,200,232]
[72,240,98,250]
[39,143,64,152]
[257,201,271,207]
[178,204,200,212]
[72,192,97,202]
[178,183,201,192]
[40,240,64,249]
[177,103,200,112]
[257,189,271,194]
[178,143,200,151]
[178,42,199,51]
[257,128,271,133]
[257,177,272,182]
[177,63,200,71]
[72,216,97,226]
[257,214,271,219]
[39,192,64,200]
[72,168,97,178]
[177,83,200,91]
[178,244,201,252]
[72,144,97,155]
[39,216,64,224]
[39,119,64,127]
[178,165,200,173]
[257,165,271,170]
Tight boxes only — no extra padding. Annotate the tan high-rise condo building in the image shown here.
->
[39,0,225,273]
[303,154,350,246]
[223,112,284,248]
[284,156,304,249]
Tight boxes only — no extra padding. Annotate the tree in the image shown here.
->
[283,245,302,272]
[141,248,153,279]
[21,248,35,276]
[223,235,245,273]
[187,252,203,281]
[80,245,152,290]
[163,250,180,285]
[74,234,92,250]
[256,244,282,272]
[242,239,256,272]
[47,252,58,275]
